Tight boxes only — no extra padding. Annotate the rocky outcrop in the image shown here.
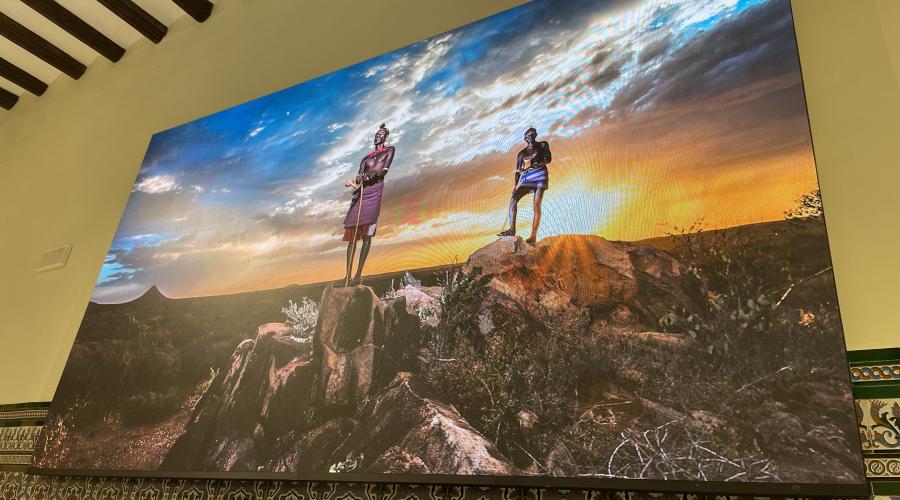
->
[464,235,702,330]
[162,323,315,471]
[165,284,505,473]
[163,235,705,474]
[303,373,517,475]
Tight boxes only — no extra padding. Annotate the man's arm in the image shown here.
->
[514,151,525,185]
[540,141,552,165]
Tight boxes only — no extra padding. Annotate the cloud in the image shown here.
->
[611,0,797,113]
[593,57,627,89]
[638,35,671,64]
[95,0,811,303]
[133,175,180,194]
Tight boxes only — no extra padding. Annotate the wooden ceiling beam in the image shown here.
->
[0,86,18,110]
[97,0,167,44]
[0,12,86,79]
[0,57,48,96]
[22,0,125,62]
[172,0,213,23]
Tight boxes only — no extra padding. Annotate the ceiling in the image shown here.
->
[0,0,213,110]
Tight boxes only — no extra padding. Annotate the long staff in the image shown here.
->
[345,181,365,287]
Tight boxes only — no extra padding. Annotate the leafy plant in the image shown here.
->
[195,366,218,397]
[282,297,318,342]
[425,267,491,359]
[785,188,823,220]
[659,211,843,380]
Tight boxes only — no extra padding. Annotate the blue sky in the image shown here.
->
[94,0,813,303]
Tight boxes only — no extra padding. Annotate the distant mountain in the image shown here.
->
[135,285,170,305]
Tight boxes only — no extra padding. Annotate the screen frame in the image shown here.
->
[29,0,869,496]
[27,467,870,497]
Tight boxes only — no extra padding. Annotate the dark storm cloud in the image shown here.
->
[459,0,631,89]
[593,57,628,89]
[613,0,799,112]
[591,49,613,67]
[638,36,671,64]
[476,39,617,120]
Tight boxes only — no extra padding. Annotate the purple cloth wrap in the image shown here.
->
[343,181,384,229]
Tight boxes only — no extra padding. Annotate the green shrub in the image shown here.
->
[425,267,491,359]
[659,218,844,381]
[425,268,614,471]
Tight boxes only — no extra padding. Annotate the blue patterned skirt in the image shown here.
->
[518,166,548,191]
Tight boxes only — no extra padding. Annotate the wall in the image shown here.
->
[0,0,897,405]
[791,0,900,352]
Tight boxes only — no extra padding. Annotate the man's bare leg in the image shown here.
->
[344,240,356,285]
[526,188,544,244]
[351,236,372,285]
[498,189,527,236]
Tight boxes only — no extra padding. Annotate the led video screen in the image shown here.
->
[33,0,866,494]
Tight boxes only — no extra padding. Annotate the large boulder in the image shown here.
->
[162,323,315,471]
[325,372,517,475]
[464,235,703,329]
[269,417,358,472]
[313,285,421,414]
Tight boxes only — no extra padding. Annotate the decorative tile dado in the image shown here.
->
[858,398,900,451]
[0,403,46,473]
[0,472,851,500]
[0,474,599,500]
[0,426,40,454]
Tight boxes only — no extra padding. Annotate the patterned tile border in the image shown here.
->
[865,457,900,478]
[0,404,43,473]
[0,426,40,454]
[852,366,900,383]
[0,410,47,424]
[0,472,869,500]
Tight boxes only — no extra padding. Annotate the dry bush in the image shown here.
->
[601,419,779,481]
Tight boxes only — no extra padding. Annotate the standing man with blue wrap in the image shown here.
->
[497,127,552,244]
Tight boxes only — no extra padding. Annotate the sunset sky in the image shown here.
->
[95,0,820,303]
